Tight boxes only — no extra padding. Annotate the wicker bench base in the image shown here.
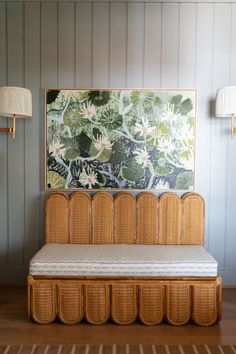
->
[28,276,222,326]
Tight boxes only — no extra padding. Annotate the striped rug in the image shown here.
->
[0,345,236,354]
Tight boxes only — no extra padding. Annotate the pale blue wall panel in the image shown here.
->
[75,3,93,87]
[178,3,197,87]
[0,0,236,284]
[110,3,127,88]
[0,2,8,266]
[195,3,214,249]
[127,3,144,87]
[225,3,236,270]
[7,3,25,266]
[93,3,110,87]
[24,2,41,265]
[41,3,58,88]
[144,3,161,88]
[161,3,179,87]
[209,3,231,269]
[58,3,75,87]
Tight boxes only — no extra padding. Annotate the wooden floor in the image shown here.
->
[0,287,236,345]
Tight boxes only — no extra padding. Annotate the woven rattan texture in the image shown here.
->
[45,191,204,245]
[85,284,110,324]
[69,192,91,244]
[137,193,158,244]
[139,285,164,325]
[28,277,222,326]
[112,284,137,324]
[159,193,182,245]
[182,193,205,245]
[32,191,221,327]
[114,193,136,244]
[45,193,68,244]
[92,193,113,244]
[58,284,83,324]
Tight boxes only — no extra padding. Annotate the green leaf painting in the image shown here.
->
[46,89,196,190]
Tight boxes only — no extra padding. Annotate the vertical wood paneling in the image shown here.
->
[24,3,40,264]
[110,3,127,88]
[93,3,109,87]
[76,3,92,87]
[58,3,75,87]
[127,3,144,87]
[7,3,25,266]
[195,3,214,249]
[0,2,8,265]
[0,4,6,87]
[209,3,231,269]
[230,4,236,85]
[178,3,197,87]
[225,3,236,269]
[40,2,58,252]
[161,3,179,88]
[41,3,58,88]
[0,1,236,284]
[144,3,161,88]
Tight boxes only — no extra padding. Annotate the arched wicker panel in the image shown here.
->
[192,284,219,326]
[182,193,204,245]
[136,193,158,244]
[139,285,164,325]
[159,193,181,244]
[166,284,191,325]
[45,192,69,243]
[58,283,83,324]
[92,192,113,244]
[69,192,91,244]
[111,284,138,324]
[31,283,57,324]
[114,193,136,244]
[85,284,110,324]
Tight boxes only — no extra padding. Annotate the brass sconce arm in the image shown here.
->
[0,115,16,139]
[231,114,236,138]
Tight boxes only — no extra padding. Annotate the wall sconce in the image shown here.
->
[215,86,236,138]
[0,86,32,139]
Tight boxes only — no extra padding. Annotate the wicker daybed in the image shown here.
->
[27,191,222,326]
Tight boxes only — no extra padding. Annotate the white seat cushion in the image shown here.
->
[29,244,218,277]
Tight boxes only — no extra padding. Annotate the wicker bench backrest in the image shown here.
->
[45,191,204,245]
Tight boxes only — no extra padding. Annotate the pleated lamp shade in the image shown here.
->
[215,86,236,117]
[0,86,32,118]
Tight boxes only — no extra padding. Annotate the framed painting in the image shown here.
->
[45,89,196,190]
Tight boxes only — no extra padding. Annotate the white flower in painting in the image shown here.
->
[177,123,193,140]
[134,147,150,167]
[155,179,170,190]
[180,151,194,170]
[134,117,155,137]
[93,134,113,152]
[80,101,97,119]
[49,141,66,158]
[158,136,175,154]
[161,103,181,121]
[79,168,98,189]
